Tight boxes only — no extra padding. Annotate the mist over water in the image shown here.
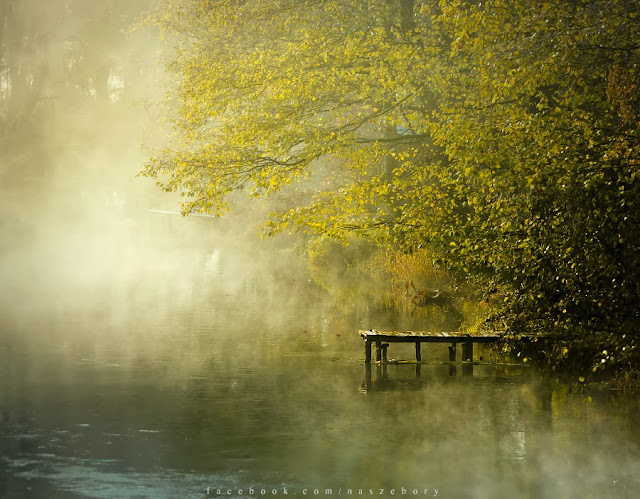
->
[2,211,640,498]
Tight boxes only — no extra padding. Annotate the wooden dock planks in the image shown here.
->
[359,329,502,364]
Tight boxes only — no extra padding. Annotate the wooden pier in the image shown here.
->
[359,329,502,364]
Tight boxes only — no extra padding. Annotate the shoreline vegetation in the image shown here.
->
[346,241,640,395]
[140,0,639,384]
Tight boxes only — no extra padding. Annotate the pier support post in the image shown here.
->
[365,340,372,365]
[448,343,457,362]
[376,341,382,363]
[462,341,473,362]
[381,343,389,363]
[415,342,422,362]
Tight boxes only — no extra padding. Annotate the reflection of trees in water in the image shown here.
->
[302,239,482,335]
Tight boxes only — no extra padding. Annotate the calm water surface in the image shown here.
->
[1,241,639,498]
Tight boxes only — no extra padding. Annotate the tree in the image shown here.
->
[0,0,158,256]
[145,0,640,374]
[144,0,435,227]
[0,0,154,177]
[420,0,640,372]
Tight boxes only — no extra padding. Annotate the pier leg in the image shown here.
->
[448,343,457,362]
[365,340,372,365]
[376,341,382,363]
[415,342,422,362]
[381,343,389,364]
[462,341,473,362]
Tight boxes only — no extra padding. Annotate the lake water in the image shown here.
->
[1,227,640,498]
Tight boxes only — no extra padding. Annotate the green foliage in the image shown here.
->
[429,0,640,375]
[379,247,447,292]
[145,0,640,374]
[306,235,374,293]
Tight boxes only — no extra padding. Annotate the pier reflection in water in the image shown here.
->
[362,361,521,393]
